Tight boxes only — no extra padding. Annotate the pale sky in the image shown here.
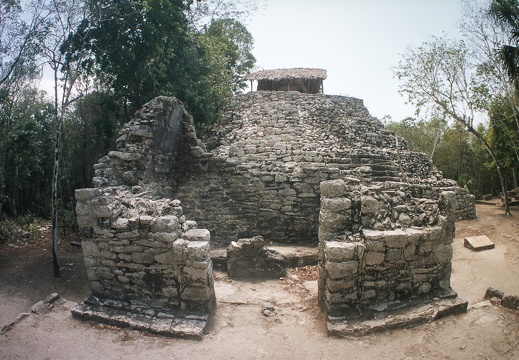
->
[246,0,470,121]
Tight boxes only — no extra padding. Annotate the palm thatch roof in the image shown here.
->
[245,68,327,81]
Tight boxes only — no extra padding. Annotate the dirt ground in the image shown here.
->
[1,204,519,359]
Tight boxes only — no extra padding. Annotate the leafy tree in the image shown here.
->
[394,36,512,214]
[0,0,47,94]
[63,0,256,127]
[205,18,255,93]
[386,115,447,160]
[63,0,192,116]
[64,91,124,190]
[489,0,519,90]
[488,96,519,187]
[0,88,54,217]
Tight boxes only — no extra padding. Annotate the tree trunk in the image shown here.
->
[466,126,511,215]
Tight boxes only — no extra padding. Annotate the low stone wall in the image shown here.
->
[318,178,457,317]
[76,187,215,313]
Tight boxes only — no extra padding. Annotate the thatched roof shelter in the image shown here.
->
[245,68,327,94]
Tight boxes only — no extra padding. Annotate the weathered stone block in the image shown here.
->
[82,241,99,257]
[150,216,179,232]
[326,278,356,292]
[320,179,348,198]
[184,229,210,242]
[325,261,358,280]
[321,197,352,212]
[187,241,210,261]
[364,251,384,266]
[154,251,175,264]
[75,188,101,200]
[325,242,357,262]
[181,286,212,302]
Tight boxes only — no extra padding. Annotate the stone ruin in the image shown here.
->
[72,97,215,339]
[319,180,467,335]
[73,88,475,337]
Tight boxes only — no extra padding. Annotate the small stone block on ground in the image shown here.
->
[464,235,495,251]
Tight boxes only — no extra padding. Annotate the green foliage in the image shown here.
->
[0,88,55,217]
[63,0,255,127]
[386,115,447,158]
[488,96,519,175]
[389,116,497,197]
[64,91,125,190]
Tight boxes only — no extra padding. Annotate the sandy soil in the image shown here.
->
[0,204,518,359]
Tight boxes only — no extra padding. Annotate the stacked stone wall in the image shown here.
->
[318,178,456,317]
[76,97,215,314]
[176,91,475,246]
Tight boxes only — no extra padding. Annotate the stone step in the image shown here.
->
[71,302,208,340]
[328,297,468,337]
[210,245,319,271]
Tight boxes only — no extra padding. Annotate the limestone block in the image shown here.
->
[181,286,212,302]
[403,244,416,259]
[364,251,385,266]
[418,282,432,294]
[91,205,113,218]
[150,215,179,232]
[361,289,376,300]
[108,150,142,161]
[85,267,98,281]
[320,179,348,198]
[139,215,153,225]
[111,218,129,230]
[326,278,356,292]
[325,242,357,262]
[384,230,409,248]
[321,197,352,212]
[184,229,210,243]
[75,188,101,200]
[361,196,380,214]
[94,229,114,238]
[386,249,402,261]
[173,239,188,263]
[152,232,179,242]
[115,231,140,239]
[319,211,350,232]
[75,202,90,217]
[131,251,155,264]
[154,251,175,265]
[186,241,210,261]
[82,241,100,257]
[325,261,358,280]
[365,240,385,252]
[97,267,115,280]
[162,286,179,298]
[100,250,116,260]
[183,266,211,286]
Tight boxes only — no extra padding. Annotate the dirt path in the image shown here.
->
[1,204,518,359]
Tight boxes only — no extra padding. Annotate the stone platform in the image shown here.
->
[71,295,209,340]
[327,297,468,337]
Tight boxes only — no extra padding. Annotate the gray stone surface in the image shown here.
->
[464,235,495,251]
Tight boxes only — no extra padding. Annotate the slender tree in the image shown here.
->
[394,37,511,214]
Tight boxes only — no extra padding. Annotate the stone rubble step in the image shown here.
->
[328,297,468,337]
[464,235,495,251]
[71,303,208,340]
